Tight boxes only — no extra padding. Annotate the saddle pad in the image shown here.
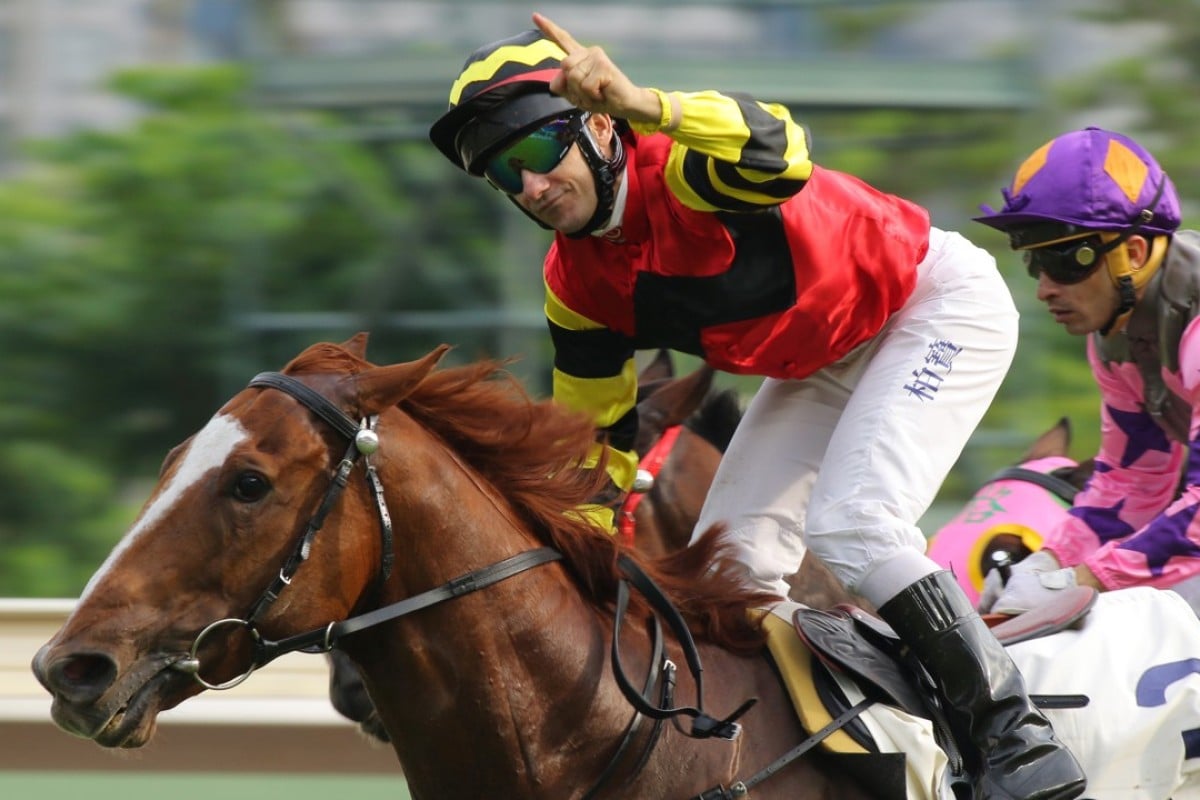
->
[759,605,956,800]
[984,585,1097,646]
[756,607,871,755]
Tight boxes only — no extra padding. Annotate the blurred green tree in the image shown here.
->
[0,64,506,595]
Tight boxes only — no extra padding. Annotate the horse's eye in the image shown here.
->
[232,472,271,502]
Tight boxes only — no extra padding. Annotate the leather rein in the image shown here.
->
[986,465,1082,504]
[168,371,771,798]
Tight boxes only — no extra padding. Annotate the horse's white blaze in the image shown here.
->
[80,413,247,601]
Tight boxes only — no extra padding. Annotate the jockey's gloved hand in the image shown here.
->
[990,566,1078,616]
[977,549,1060,613]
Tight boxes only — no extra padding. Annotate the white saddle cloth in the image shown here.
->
[1008,586,1200,800]
[817,587,1200,799]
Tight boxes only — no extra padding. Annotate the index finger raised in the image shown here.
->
[532,12,583,55]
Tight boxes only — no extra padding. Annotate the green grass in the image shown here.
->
[0,772,411,800]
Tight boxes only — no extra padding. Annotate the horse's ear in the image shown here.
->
[638,365,716,435]
[341,332,371,360]
[1021,416,1072,461]
[1060,458,1096,491]
[352,345,451,414]
[638,349,676,384]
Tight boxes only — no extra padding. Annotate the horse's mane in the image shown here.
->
[686,388,743,454]
[285,343,773,654]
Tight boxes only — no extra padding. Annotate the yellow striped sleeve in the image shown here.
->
[632,89,813,212]
[544,285,640,492]
[552,359,639,430]
[545,284,605,331]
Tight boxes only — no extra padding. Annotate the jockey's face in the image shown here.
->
[509,114,613,235]
[1032,236,1149,335]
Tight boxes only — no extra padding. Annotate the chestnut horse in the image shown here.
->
[329,352,863,743]
[329,350,743,743]
[33,335,879,800]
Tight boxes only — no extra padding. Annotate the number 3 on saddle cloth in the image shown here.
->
[764,587,1200,800]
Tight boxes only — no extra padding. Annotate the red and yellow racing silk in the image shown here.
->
[544,90,930,493]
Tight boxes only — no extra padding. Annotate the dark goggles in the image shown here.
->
[483,114,585,194]
[1022,235,1117,285]
[1015,178,1166,285]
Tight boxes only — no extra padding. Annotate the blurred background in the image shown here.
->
[0,0,1194,795]
[11,0,1194,600]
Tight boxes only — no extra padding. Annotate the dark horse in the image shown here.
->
[33,335,879,799]
[925,418,1096,606]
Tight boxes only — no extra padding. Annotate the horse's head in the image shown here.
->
[31,334,449,748]
[927,417,1095,604]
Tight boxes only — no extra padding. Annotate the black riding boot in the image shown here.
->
[879,571,1086,800]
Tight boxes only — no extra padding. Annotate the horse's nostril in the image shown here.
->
[47,652,118,704]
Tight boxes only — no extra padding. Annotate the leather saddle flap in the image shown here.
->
[792,606,933,718]
[984,585,1097,645]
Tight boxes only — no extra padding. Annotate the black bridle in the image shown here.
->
[170,370,846,798]
[171,371,567,689]
[166,371,687,797]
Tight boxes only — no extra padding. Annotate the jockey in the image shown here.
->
[974,127,1200,615]
[429,14,1086,800]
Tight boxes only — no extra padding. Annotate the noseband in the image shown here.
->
[171,370,772,798]
[172,371,563,689]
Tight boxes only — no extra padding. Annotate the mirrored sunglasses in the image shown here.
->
[1023,235,1122,285]
[483,115,583,194]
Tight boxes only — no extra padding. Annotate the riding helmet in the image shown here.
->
[429,29,627,236]
[974,126,1180,247]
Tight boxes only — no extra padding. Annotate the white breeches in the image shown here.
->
[691,228,1019,607]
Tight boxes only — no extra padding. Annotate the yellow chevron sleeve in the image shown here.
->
[545,288,640,495]
[631,89,814,212]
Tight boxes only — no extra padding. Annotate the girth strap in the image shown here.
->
[693,697,874,800]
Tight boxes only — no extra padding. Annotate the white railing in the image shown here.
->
[1,598,345,725]
[0,598,400,775]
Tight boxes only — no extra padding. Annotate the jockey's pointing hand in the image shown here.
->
[532,12,662,125]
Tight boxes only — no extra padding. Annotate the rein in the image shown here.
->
[171,370,839,796]
[986,465,1081,505]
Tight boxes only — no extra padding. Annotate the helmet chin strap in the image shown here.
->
[565,122,626,238]
[1096,179,1169,337]
[502,118,627,237]
[1099,274,1137,337]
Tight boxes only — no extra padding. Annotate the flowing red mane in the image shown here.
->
[284,341,774,653]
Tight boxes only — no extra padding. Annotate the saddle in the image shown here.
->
[762,587,1097,795]
[791,585,1096,713]
[790,586,1096,723]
